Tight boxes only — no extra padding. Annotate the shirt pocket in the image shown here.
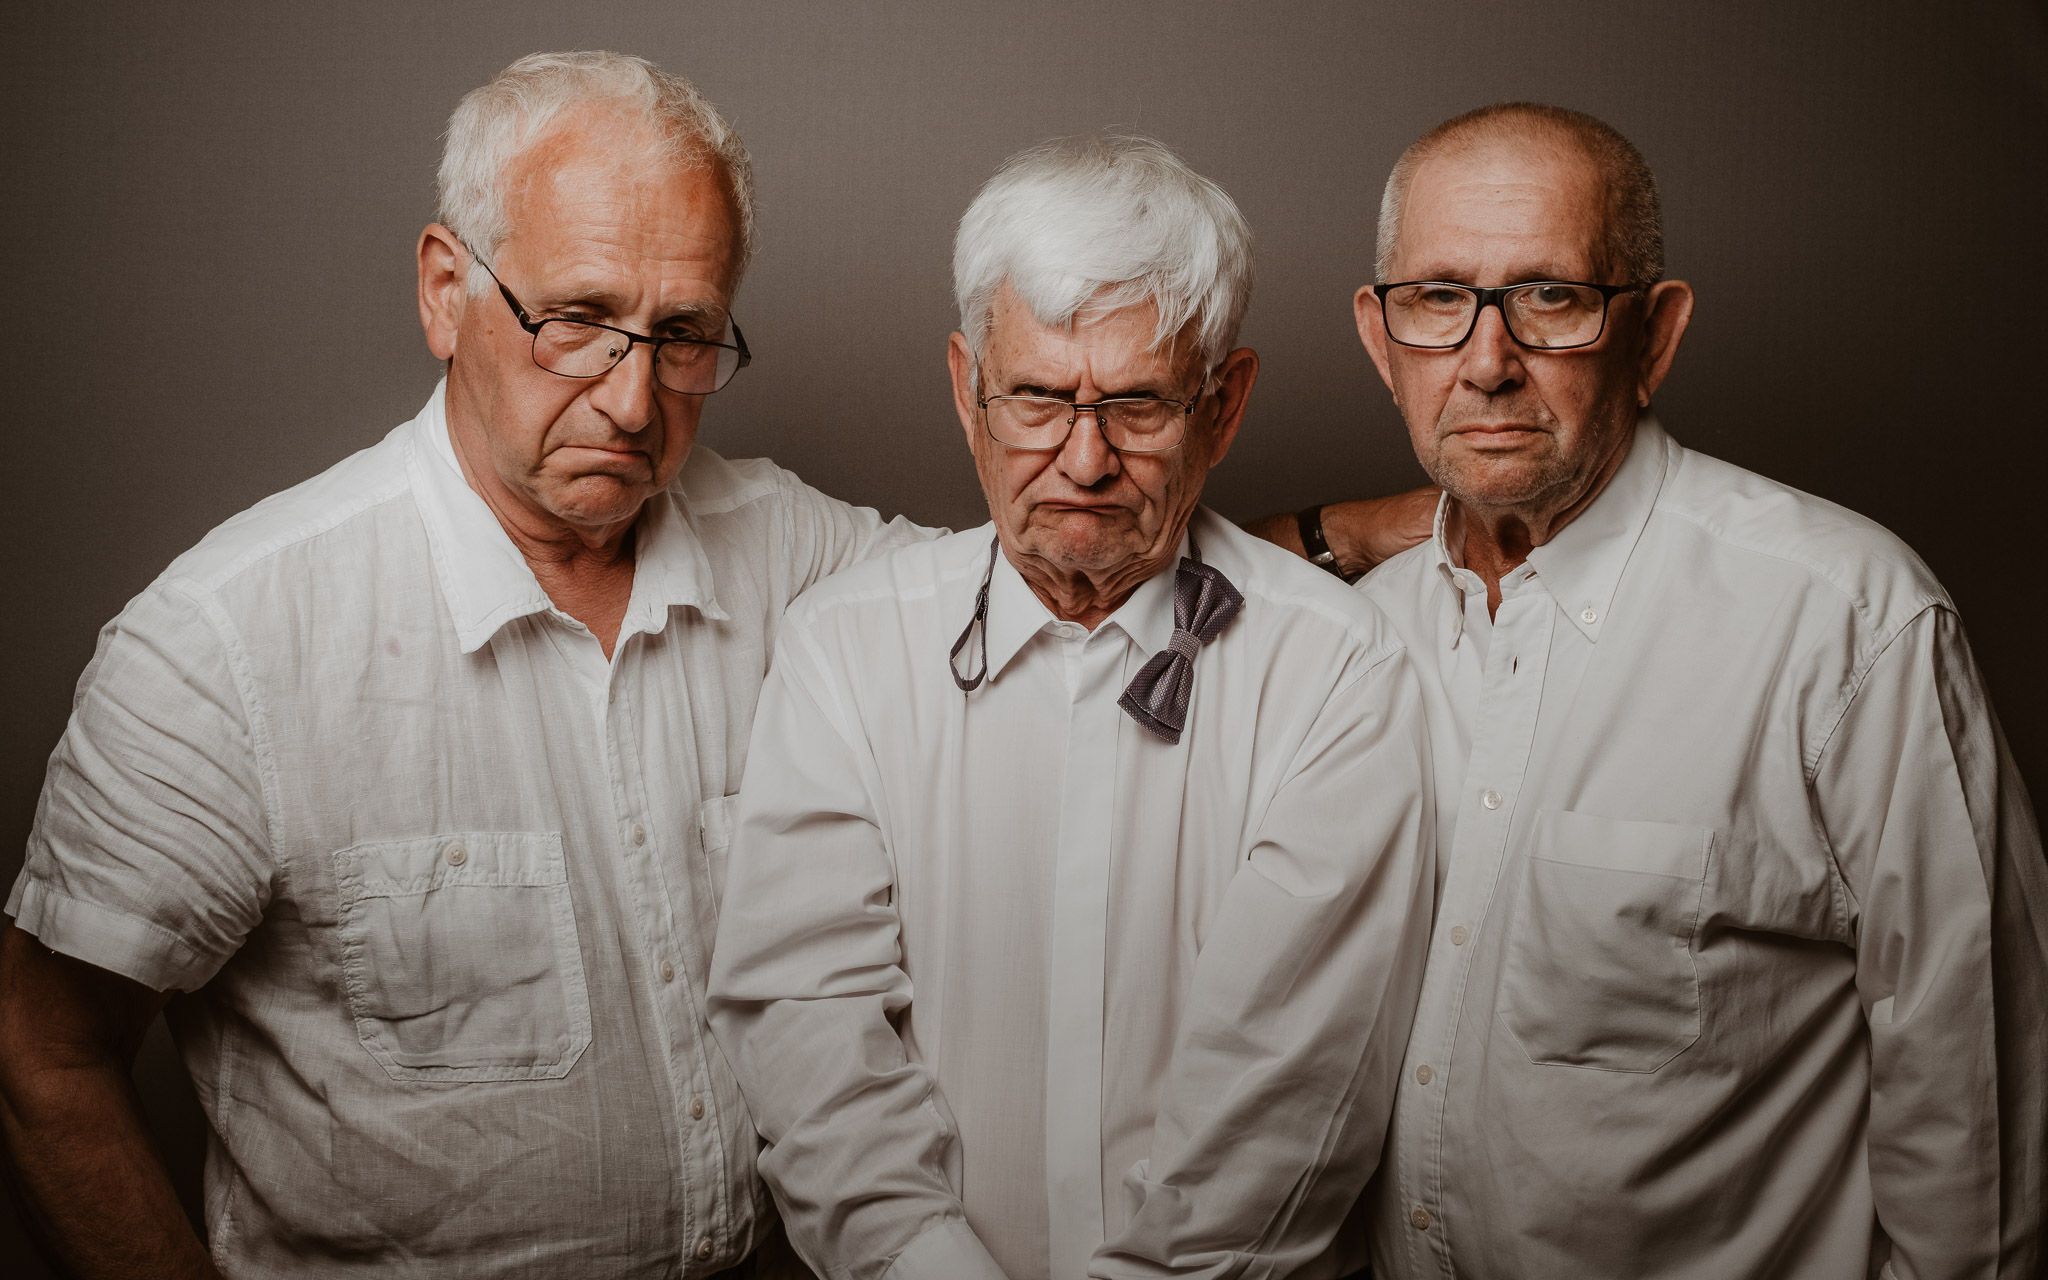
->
[698,794,739,913]
[1496,809,1712,1073]
[332,831,592,1082]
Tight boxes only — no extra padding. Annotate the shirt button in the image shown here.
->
[1411,1207,1432,1231]
[1449,924,1470,946]
[1581,606,1599,624]
[1415,1064,1434,1085]
[659,960,675,984]
[632,824,646,846]
[695,1236,715,1261]
[1481,789,1503,810]
[689,1096,705,1120]
[445,843,467,867]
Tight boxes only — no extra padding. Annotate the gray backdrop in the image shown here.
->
[3,1,2043,1269]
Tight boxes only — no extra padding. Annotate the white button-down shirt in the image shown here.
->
[708,511,1435,1280]
[8,384,923,1277]
[1358,415,2048,1279]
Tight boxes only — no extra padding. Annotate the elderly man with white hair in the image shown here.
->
[0,51,929,1278]
[707,136,1434,1280]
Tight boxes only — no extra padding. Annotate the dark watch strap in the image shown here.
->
[1296,504,1348,578]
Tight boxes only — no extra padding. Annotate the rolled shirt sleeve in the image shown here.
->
[708,623,1001,1280]
[8,577,275,991]
[1815,605,2048,1278]
[1091,648,1436,1279]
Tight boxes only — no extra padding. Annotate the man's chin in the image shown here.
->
[1433,442,1567,507]
[539,475,655,532]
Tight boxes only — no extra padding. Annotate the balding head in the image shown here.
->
[1376,103,1663,289]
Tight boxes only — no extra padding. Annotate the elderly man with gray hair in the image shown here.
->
[706,135,1434,1280]
[0,51,929,1278]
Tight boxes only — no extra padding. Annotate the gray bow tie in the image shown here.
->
[1117,548,1243,744]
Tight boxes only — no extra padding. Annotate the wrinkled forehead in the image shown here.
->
[982,284,1202,388]
[1395,136,1614,281]
[499,112,743,291]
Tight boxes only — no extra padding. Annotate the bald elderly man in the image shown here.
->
[1337,103,2048,1279]
[708,136,1433,1280]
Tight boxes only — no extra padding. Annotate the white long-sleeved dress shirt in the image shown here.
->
[8,383,924,1277]
[708,510,1436,1280]
[1358,414,2048,1280]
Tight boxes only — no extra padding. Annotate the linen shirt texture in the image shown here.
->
[1357,415,2048,1280]
[8,383,923,1278]
[707,511,1437,1280]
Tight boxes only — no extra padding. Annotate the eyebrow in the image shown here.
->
[529,287,726,330]
[1005,379,1176,400]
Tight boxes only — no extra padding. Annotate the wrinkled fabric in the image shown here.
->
[1359,414,2048,1280]
[710,512,1436,1280]
[8,382,927,1278]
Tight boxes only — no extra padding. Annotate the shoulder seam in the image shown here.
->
[184,478,413,594]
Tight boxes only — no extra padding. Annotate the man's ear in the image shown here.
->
[1635,279,1694,406]
[1353,284,1400,400]
[1201,346,1260,470]
[418,224,468,361]
[947,332,981,453]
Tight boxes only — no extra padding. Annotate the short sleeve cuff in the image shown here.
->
[879,1220,1008,1280]
[6,874,220,992]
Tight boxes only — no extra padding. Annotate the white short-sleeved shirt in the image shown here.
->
[8,383,924,1278]
[1358,415,2048,1279]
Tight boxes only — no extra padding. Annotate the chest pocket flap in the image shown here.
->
[1497,809,1712,1073]
[333,831,591,1082]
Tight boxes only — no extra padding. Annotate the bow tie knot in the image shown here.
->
[1117,549,1244,744]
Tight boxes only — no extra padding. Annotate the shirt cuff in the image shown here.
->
[880,1220,1009,1280]
[5,875,217,992]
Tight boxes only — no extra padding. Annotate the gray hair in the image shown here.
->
[437,50,756,293]
[1376,102,1664,288]
[954,134,1254,390]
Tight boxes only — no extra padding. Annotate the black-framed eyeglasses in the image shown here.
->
[1372,280,1638,351]
[467,250,750,395]
[975,375,1207,454]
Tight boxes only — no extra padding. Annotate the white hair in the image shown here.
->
[953,134,1254,391]
[437,50,756,294]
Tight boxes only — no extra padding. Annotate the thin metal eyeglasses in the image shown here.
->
[1373,280,1638,351]
[467,249,751,395]
[975,375,1209,454]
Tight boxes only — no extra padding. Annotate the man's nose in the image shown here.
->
[1055,406,1121,488]
[589,340,660,433]
[1456,303,1527,395]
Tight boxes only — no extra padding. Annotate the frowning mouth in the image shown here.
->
[1449,423,1546,445]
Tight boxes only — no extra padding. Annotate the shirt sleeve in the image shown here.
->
[775,467,943,594]
[707,619,1007,1280]
[5,578,276,992]
[1092,645,1437,1279]
[1813,605,2048,1280]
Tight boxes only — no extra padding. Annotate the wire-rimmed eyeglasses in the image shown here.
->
[467,250,750,395]
[975,377,1208,454]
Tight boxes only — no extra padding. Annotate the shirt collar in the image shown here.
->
[405,380,727,654]
[1523,411,1673,642]
[982,528,1188,683]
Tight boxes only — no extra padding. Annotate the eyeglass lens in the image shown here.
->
[1382,282,1611,349]
[984,396,1186,451]
[532,319,742,394]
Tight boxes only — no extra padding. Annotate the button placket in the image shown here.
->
[1394,592,1556,1264]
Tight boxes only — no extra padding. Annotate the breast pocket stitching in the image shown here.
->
[332,831,591,1083]
[1496,809,1713,1073]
